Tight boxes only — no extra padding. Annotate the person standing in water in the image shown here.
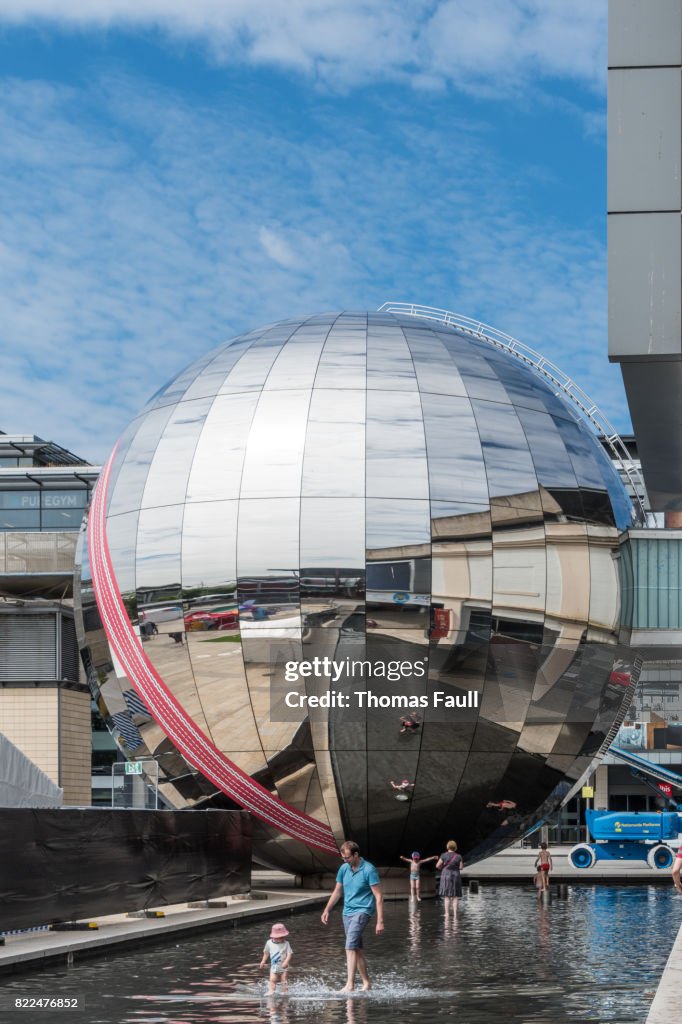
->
[436,840,464,914]
[535,842,553,892]
[399,851,438,901]
[321,840,384,992]
[259,922,293,994]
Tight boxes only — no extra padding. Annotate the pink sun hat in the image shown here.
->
[270,922,289,939]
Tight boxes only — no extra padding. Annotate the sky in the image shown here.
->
[0,0,624,465]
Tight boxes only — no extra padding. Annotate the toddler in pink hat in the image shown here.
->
[259,922,293,993]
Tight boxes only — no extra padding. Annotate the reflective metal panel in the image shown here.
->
[218,329,294,393]
[314,325,366,389]
[108,406,174,517]
[404,330,468,397]
[367,326,418,391]
[472,400,538,499]
[263,328,327,390]
[366,390,429,499]
[240,391,310,499]
[187,393,260,503]
[302,390,365,498]
[141,398,213,509]
[421,393,488,504]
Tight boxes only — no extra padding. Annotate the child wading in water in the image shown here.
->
[535,842,553,892]
[259,922,293,994]
[399,851,438,901]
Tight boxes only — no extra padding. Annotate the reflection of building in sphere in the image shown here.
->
[75,311,637,873]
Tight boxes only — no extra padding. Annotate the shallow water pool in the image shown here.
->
[1,885,680,1024]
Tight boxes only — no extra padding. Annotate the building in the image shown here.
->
[608,0,682,509]
[0,431,101,804]
[602,0,682,833]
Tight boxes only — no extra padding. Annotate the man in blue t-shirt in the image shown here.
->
[321,840,384,991]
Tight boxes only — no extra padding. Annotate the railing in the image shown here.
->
[378,302,648,524]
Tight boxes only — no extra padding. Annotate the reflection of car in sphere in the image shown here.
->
[139,605,183,624]
[184,609,239,631]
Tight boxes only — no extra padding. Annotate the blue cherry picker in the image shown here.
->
[568,746,682,870]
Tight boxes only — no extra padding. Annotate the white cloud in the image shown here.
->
[0,65,623,465]
[0,1,606,95]
[258,226,300,269]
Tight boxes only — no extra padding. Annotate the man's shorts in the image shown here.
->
[343,912,371,950]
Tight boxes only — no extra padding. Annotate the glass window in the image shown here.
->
[41,490,90,508]
[629,794,647,812]
[0,509,40,530]
[0,491,39,509]
[41,508,87,529]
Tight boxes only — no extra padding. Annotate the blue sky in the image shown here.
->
[0,1,622,464]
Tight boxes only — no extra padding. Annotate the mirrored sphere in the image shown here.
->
[75,311,637,872]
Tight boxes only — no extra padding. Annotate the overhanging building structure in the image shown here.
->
[605,0,682,821]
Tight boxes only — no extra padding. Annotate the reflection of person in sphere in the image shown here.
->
[486,798,518,826]
[390,779,414,801]
[436,840,463,915]
[399,712,421,734]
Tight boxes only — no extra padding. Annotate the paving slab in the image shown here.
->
[461,845,676,882]
[0,889,327,976]
[646,922,682,1024]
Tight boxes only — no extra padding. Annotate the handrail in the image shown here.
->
[378,301,647,524]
